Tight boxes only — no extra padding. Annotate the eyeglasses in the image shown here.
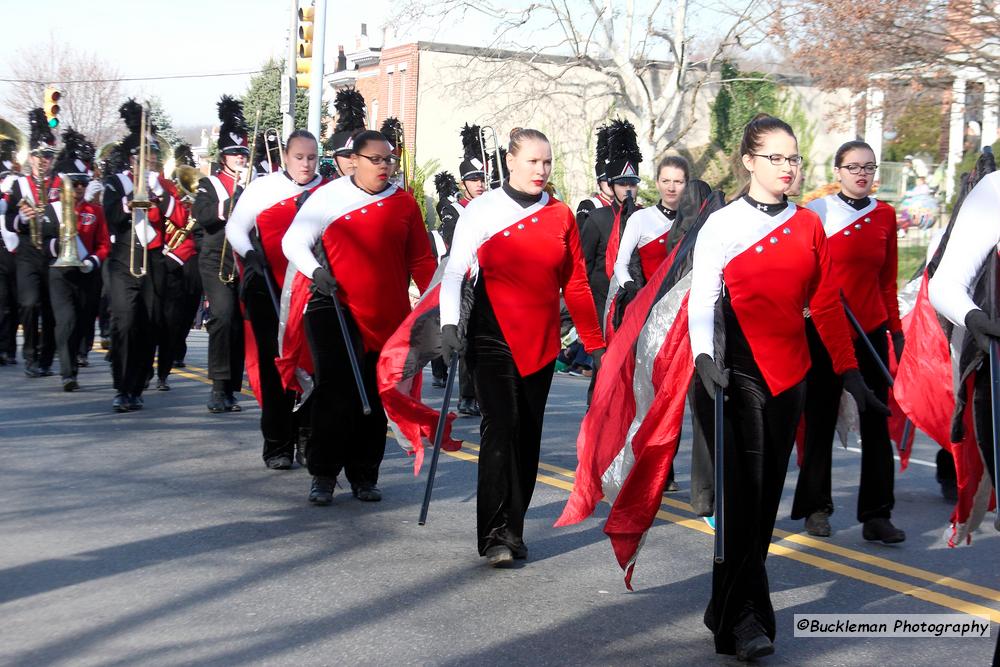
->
[837,163,878,175]
[751,153,803,166]
[356,154,399,166]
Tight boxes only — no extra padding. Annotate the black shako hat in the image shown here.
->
[458,123,485,182]
[217,95,249,156]
[327,89,367,156]
[606,118,642,185]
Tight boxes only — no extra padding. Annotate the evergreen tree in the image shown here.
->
[147,95,180,150]
[241,58,328,140]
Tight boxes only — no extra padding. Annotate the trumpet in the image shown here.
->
[129,104,152,278]
[218,109,261,284]
[165,164,201,251]
[479,125,503,190]
[52,179,84,268]
[263,127,284,171]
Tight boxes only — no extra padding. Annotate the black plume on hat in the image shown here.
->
[28,107,56,153]
[174,142,195,167]
[217,95,249,155]
[54,127,94,177]
[606,118,642,183]
[490,147,508,188]
[434,171,459,202]
[594,124,609,181]
[380,117,403,149]
[334,89,367,133]
[0,138,16,164]
[459,124,486,181]
[119,99,143,135]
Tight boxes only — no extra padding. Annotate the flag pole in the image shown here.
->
[419,352,459,525]
[713,384,725,564]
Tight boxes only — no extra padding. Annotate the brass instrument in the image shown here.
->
[218,108,261,284]
[129,104,152,278]
[263,127,285,171]
[393,126,413,192]
[18,171,49,250]
[52,179,84,268]
[479,125,503,189]
[165,164,201,251]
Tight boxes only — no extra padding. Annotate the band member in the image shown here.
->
[193,96,249,413]
[380,117,405,188]
[325,89,367,178]
[4,109,60,377]
[439,127,606,566]
[164,143,202,370]
[575,124,612,231]
[282,129,437,504]
[227,129,326,470]
[791,141,905,542]
[429,171,461,388]
[688,114,885,660]
[48,128,110,390]
[252,130,282,178]
[102,100,181,411]
[0,138,21,365]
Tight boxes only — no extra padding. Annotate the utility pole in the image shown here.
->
[282,0,298,140]
[307,0,327,140]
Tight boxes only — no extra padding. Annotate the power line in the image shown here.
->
[0,68,282,85]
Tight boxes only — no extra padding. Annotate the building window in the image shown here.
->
[387,71,394,118]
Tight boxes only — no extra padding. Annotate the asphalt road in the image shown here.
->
[1,331,997,666]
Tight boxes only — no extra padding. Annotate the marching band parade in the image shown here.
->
[2,5,1000,666]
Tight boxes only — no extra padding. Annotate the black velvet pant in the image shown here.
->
[707,303,805,656]
[16,244,54,368]
[791,320,895,523]
[199,249,244,390]
[49,267,97,380]
[0,244,17,359]
[148,252,175,382]
[77,268,101,357]
[171,255,202,365]
[243,271,298,461]
[303,291,387,488]
[108,255,155,396]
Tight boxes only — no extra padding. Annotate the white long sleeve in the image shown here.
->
[612,206,672,285]
[688,213,727,361]
[929,171,1000,326]
[227,171,321,258]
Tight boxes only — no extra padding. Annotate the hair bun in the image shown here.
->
[750,113,773,123]
[509,127,523,139]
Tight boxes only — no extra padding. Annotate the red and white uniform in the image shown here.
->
[807,194,901,334]
[226,171,326,290]
[162,179,197,265]
[689,198,857,395]
[50,199,110,270]
[282,177,437,352]
[441,188,605,376]
[613,205,672,284]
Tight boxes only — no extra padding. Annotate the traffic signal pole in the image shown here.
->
[282,0,297,140]
[307,0,326,140]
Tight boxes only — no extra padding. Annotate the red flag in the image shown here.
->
[275,269,315,394]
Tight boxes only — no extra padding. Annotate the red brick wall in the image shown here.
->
[355,44,420,159]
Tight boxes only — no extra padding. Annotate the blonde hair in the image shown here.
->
[508,127,549,155]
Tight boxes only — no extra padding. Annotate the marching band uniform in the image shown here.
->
[574,124,611,232]
[192,96,249,413]
[252,132,282,178]
[0,138,21,364]
[163,144,202,370]
[430,171,462,386]
[48,129,110,390]
[227,164,326,469]
[441,182,605,562]
[792,192,905,541]
[689,194,864,657]
[283,172,437,501]
[4,109,61,377]
[102,100,181,411]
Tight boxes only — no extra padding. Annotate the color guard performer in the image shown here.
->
[48,128,109,391]
[0,138,21,365]
[791,141,906,542]
[688,114,885,660]
[574,124,612,232]
[193,96,249,413]
[226,129,326,470]
[439,127,606,566]
[325,89,367,178]
[282,129,437,504]
[4,109,60,378]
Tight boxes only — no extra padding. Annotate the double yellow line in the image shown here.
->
[173,365,1000,622]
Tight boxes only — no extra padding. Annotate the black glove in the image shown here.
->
[891,330,905,363]
[964,309,1000,354]
[242,249,267,278]
[311,266,338,296]
[590,347,605,372]
[694,353,729,395]
[441,324,465,361]
[612,281,640,329]
[842,368,891,416]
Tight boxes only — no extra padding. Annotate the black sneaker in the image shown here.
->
[99,337,110,350]
[295,427,310,466]
[207,390,227,413]
[805,511,832,537]
[352,484,382,502]
[113,393,129,412]
[77,354,89,368]
[862,517,905,544]
[39,366,54,377]
[665,480,680,493]
[156,378,170,391]
[484,545,514,567]
[224,392,242,412]
[0,354,7,366]
[62,377,79,392]
[309,476,336,505]
[174,360,186,368]
[127,394,144,411]
[458,398,481,417]
[432,376,447,388]
[265,455,293,470]
[24,363,41,378]
[733,615,774,662]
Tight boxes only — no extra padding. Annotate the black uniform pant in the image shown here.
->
[707,305,806,656]
[49,267,97,380]
[244,272,298,460]
[146,252,176,381]
[78,268,102,357]
[16,245,55,368]
[688,378,718,517]
[791,321,894,523]
[303,292,387,487]
[172,255,202,365]
[108,257,155,396]
[98,260,111,339]
[0,245,17,358]
[199,253,244,389]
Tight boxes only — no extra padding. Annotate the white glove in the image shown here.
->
[147,171,164,197]
[81,255,96,274]
[84,180,103,203]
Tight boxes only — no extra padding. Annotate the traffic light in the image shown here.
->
[296,3,315,89]
[43,86,61,129]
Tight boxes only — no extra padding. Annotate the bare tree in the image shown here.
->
[4,37,123,148]
[391,0,779,165]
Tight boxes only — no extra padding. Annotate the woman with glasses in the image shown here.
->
[282,129,437,506]
[689,115,885,660]
[439,127,605,567]
[791,140,906,543]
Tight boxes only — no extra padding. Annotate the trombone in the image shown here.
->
[129,104,152,278]
[263,127,284,171]
[479,125,503,190]
[218,109,261,284]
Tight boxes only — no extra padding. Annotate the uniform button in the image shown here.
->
[503,231,510,237]
[361,208,367,214]
[864,217,870,223]
[517,223,524,230]
[755,245,764,253]
[769,236,778,244]
[377,202,384,207]
[854,223,862,229]
[659,238,665,243]
[345,215,351,220]
[844,230,851,236]
[531,217,538,223]
[783,227,791,234]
